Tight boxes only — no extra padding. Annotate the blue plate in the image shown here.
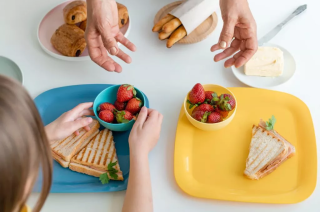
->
[33,84,149,193]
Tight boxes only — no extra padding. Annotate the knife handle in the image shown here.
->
[278,4,307,28]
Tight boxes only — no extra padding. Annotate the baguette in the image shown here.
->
[159,31,173,40]
[162,18,182,33]
[152,14,175,32]
[167,25,187,48]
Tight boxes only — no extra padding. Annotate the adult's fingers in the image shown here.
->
[219,18,236,49]
[87,36,116,72]
[99,24,119,56]
[115,32,136,52]
[116,49,132,64]
[214,39,241,62]
[224,50,243,68]
[68,117,93,133]
[210,44,220,52]
[134,106,148,128]
[234,49,256,68]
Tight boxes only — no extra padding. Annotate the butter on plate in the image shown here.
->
[244,47,284,77]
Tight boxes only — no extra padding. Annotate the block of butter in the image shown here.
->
[244,47,284,77]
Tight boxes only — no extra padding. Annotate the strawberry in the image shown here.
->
[187,83,205,109]
[218,94,236,111]
[192,111,207,122]
[115,110,133,123]
[207,112,222,123]
[117,84,136,103]
[126,97,142,114]
[99,110,114,123]
[192,104,214,114]
[205,91,219,105]
[214,106,229,118]
[114,100,127,111]
[97,102,115,113]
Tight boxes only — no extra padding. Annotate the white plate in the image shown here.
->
[231,43,296,88]
[37,0,131,61]
[0,56,23,84]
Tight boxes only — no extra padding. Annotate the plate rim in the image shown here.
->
[0,55,24,84]
[231,43,297,89]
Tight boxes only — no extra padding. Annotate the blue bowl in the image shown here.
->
[93,84,146,131]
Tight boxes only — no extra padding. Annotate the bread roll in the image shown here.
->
[162,18,182,33]
[167,25,187,48]
[51,24,86,57]
[63,1,87,24]
[152,14,174,32]
[159,31,172,40]
[117,2,129,28]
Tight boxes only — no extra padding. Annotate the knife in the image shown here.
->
[258,4,307,46]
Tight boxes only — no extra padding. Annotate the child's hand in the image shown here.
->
[45,102,95,142]
[129,107,163,156]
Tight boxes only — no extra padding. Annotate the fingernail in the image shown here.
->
[220,41,227,48]
[109,47,117,55]
[141,106,147,112]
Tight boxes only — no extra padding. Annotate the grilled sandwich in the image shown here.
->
[244,119,295,180]
[50,119,100,168]
[69,129,123,181]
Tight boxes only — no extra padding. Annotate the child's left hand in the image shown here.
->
[45,102,95,142]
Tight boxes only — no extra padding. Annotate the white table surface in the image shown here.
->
[1,0,319,211]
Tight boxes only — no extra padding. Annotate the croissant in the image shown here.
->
[117,2,129,28]
[51,24,86,57]
[63,1,87,24]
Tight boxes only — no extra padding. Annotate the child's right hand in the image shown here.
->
[129,107,163,156]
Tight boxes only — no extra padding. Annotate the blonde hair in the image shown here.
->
[0,75,52,212]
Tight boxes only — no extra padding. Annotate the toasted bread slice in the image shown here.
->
[244,120,295,180]
[70,129,123,180]
[50,119,100,166]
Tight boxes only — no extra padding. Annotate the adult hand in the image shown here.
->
[211,0,257,68]
[45,102,94,142]
[129,107,163,156]
[86,0,136,73]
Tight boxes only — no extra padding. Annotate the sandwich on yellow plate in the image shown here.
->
[50,119,100,168]
[69,129,123,183]
[244,116,295,180]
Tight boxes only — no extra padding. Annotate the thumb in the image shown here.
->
[219,19,236,49]
[67,117,93,133]
[100,25,119,56]
[135,107,148,127]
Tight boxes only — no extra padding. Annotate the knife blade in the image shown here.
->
[258,4,307,46]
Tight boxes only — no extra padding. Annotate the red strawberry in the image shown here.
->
[205,91,219,105]
[98,102,115,113]
[187,83,205,108]
[207,112,222,123]
[117,84,136,103]
[192,104,214,114]
[114,100,127,111]
[99,110,114,123]
[115,110,133,123]
[218,94,236,111]
[192,111,207,122]
[214,106,229,118]
[126,97,142,114]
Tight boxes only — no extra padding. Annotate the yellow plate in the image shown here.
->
[174,88,317,203]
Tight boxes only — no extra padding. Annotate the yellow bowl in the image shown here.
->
[184,84,237,131]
